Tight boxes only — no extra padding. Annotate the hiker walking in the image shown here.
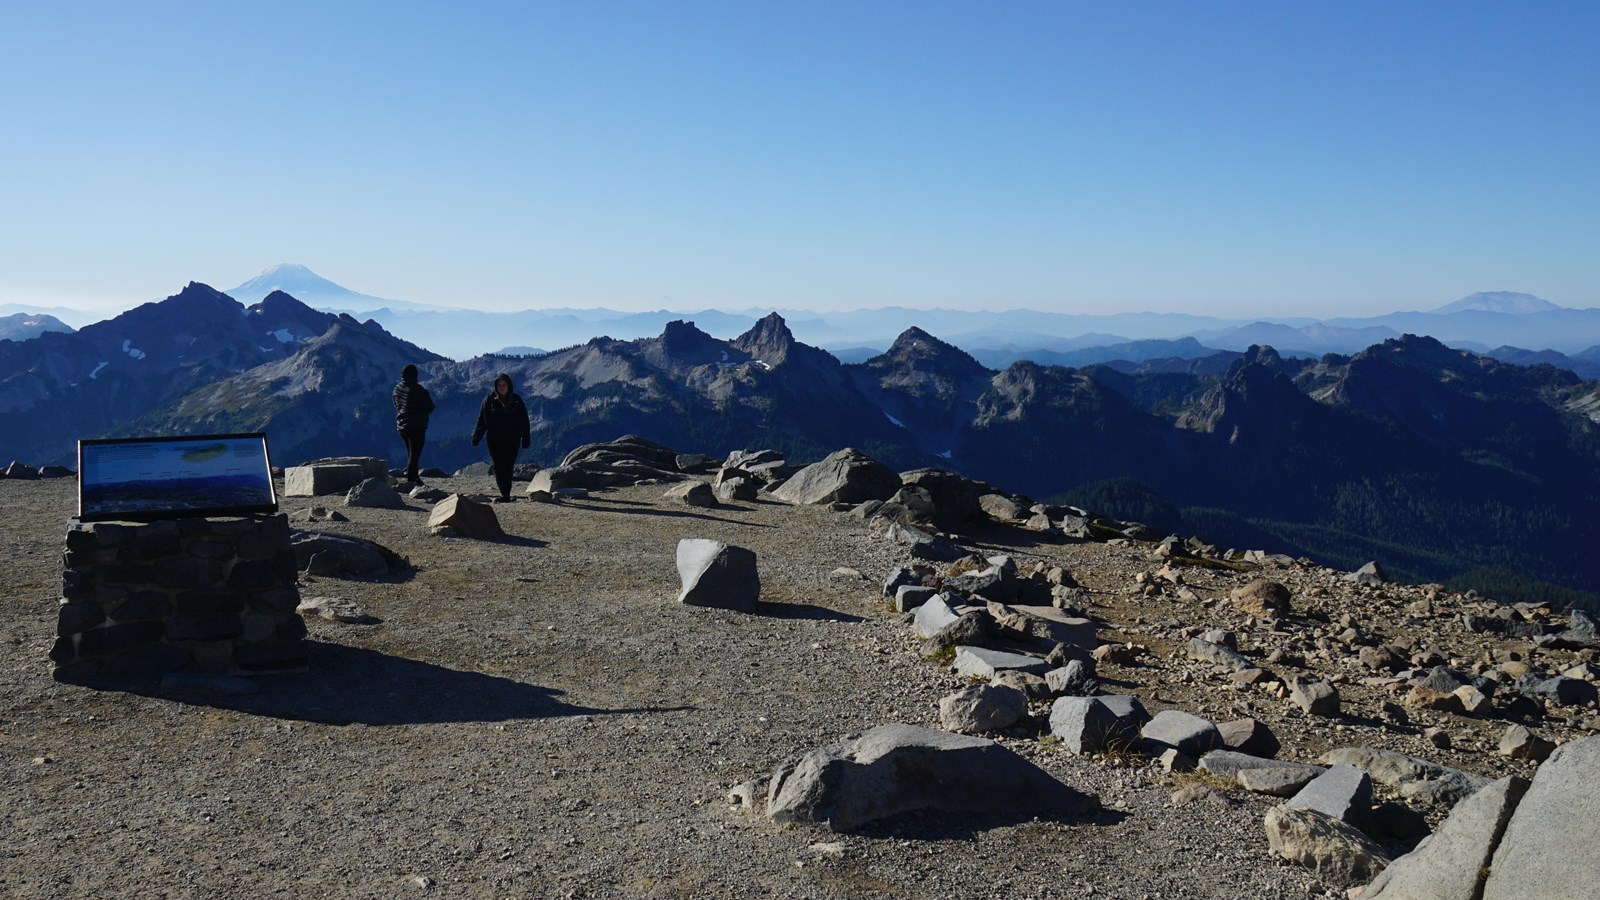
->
[391,363,435,484]
[471,372,531,501]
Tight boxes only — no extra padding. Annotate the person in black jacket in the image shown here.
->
[471,372,531,501]
[391,363,435,484]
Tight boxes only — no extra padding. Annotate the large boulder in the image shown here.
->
[1365,776,1529,900]
[561,435,681,471]
[1048,696,1136,755]
[1229,579,1291,617]
[344,477,407,509]
[771,448,901,506]
[1534,608,1600,650]
[662,481,716,507]
[676,539,759,612]
[766,723,1091,831]
[426,494,503,538]
[527,465,629,493]
[289,531,404,577]
[1482,734,1600,899]
[1264,805,1390,889]
[897,468,989,531]
[938,684,1028,734]
[978,493,1029,522]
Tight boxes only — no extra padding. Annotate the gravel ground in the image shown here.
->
[1,474,1586,899]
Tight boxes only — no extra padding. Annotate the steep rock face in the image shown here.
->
[1307,335,1583,467]
[135,315,446,464]
[850,327,995,455]
[958,361,1199,499]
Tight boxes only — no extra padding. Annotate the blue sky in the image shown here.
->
[2,1,1596,317]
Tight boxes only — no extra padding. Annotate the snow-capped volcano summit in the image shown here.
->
[225,263,441,313]
[1431,291,1564,315]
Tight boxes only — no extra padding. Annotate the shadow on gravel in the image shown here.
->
[757,601,864,623]
[483,535,549,549]
[846,803,1124,840]
[561,500,776,528]
[110,642,692,726]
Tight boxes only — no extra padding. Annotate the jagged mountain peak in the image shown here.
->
[737,312,793,346]
[256,289,310,310]
[869,326,993,378]
[732,312,797,364]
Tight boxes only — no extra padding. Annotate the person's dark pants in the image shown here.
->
[488,442,519,498]
[399,427,427,481]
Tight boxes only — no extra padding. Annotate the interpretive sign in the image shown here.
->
[77,433,278,522]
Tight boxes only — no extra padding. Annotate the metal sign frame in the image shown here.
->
[76,433,278,522]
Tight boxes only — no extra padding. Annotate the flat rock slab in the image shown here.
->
[676,538,759,612]
[297,596,378,625]
[1482,734,1600,900]
[284,464,367,497]
[1186,637,1254,673]
[1239,767,1321,797]
[1199,750,1324,782]
[1367,775,1528,900]
[1286,764,1372,826]
[912,595,961,640]
[1141,710,1223,757]
[953,646,1048,679]
[895,585,938,613]
[1006,605,1096,651]
[766,723,1092,831]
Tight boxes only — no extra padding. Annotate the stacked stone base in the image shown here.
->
[51,515,307,682]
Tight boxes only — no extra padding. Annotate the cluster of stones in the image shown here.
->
[686,441,1600,895]
[51,514,307,681]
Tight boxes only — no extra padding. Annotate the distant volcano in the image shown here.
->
[225,263,442,313]
[1432,291,1563,315]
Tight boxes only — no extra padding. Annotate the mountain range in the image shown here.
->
[200,265,1600,362]
[3,280,1598,600]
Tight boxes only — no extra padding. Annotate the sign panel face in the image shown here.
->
[77,433,278,522]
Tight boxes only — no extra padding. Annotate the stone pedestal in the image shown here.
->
[51,515,307,682]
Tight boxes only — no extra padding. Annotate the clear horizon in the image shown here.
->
[3,3,1597,318]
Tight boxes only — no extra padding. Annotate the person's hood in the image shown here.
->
[494,372,515,393]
